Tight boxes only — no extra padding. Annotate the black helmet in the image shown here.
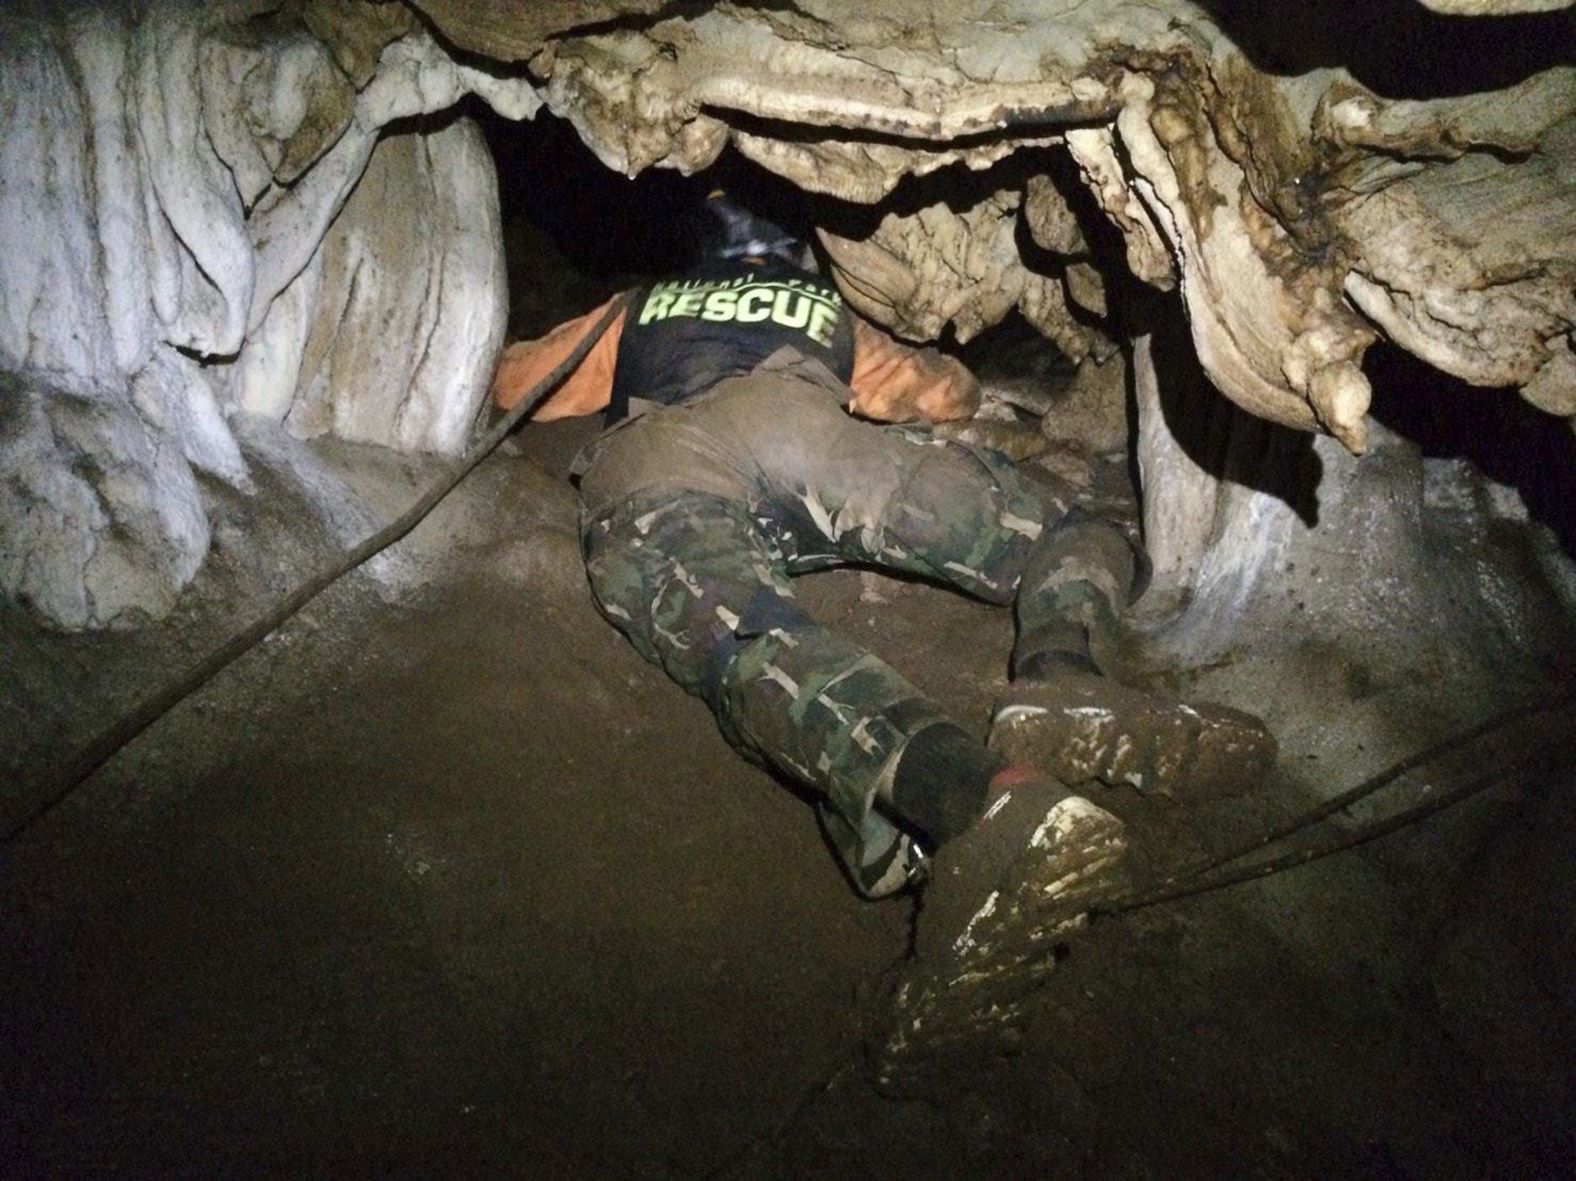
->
[695,190,803,266]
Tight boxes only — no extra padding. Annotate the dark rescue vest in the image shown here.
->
[607,262,856,424]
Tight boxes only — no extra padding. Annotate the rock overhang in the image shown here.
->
[396,0,1575,449]
[1,0,1571,631]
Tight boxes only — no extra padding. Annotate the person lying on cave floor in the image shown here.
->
[490,196,1275,964]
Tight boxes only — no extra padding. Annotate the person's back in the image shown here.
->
[606,261,855,423]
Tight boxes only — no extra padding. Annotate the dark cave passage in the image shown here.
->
[481,109,824,337]
[1365,342,1576,556]
[476,104,1576,585]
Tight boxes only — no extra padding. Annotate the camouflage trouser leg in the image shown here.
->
[738,413,1139,663]
[1011,507,1143,678]
[582,491,952,890]
[754,422,1048,603]
[577,368,1144,890]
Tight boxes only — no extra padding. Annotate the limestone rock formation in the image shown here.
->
[0,5,525,627]
[399,0,1571,455]
[1420,0,1570,12]
[0,371,211,631]
[238,117,507,454]
[816,189,1094,360]
[1041,354,1130,460]
[393,0,1573,649]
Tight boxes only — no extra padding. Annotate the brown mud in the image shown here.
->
[3,411,1573,1177]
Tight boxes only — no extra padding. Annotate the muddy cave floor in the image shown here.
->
[4,415,1574,1178]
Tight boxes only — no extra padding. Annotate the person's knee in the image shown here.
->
[701,586,815,709]
[582,493,786,693]
[880,445,1055,603]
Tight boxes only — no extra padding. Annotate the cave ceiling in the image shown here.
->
[389,0,1576,452]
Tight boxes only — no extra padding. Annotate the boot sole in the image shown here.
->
[874,796,1128,1094]
[990,679,1276,799]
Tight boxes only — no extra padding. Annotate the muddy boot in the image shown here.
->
[873,764,1128,1096]
[991,673,1276,800]
[1005,508,1274,799]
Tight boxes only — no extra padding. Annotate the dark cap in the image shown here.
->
[695,190,803,265]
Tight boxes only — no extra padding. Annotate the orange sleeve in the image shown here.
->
[490,294,628,421]
[846,316,980,424]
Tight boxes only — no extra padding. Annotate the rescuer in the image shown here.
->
[491,195,1273,954]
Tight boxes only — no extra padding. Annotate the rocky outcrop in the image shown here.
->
[0,5,526,628]
[816,189,1095,361]
[392,0,1573,656]
[0,371,212,630]
[1132,314,1573,670]
[1419,0,1571,12]
[397,0,1571,454]
[237,117,507,454]
[1328,75,1576,415]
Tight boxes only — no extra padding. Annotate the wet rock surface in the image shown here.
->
[401,0,1573,443]
[0,6,526,627]
[253,116,507,454]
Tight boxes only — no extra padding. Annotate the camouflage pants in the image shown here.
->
[579,360,1126,889]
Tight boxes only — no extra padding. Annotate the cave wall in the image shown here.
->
[1133,319,1572,672]
[236,116,506,454]
[0,4,525,628]
[415,0,1572,444]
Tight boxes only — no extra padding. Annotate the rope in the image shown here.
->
[4,294,630,846]
[1091,695,1574,918]
[1164,692,1569,885]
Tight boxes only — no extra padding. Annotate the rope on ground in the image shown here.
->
[1091,697,1574,919]
[1170,691,1571,886]
[3,294,632,847]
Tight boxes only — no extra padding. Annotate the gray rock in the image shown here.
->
[0,372,207,630]
[0,7,532,629]
[277,118,507,455]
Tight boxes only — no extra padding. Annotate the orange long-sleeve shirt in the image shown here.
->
[491,291,980,425]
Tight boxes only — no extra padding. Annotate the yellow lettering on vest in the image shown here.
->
[806,301,840,346]
[639,289,676,324]
[736,288,773,323]
[671,291,705,318]
[771,289,811,330]
[700,290,738,321]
